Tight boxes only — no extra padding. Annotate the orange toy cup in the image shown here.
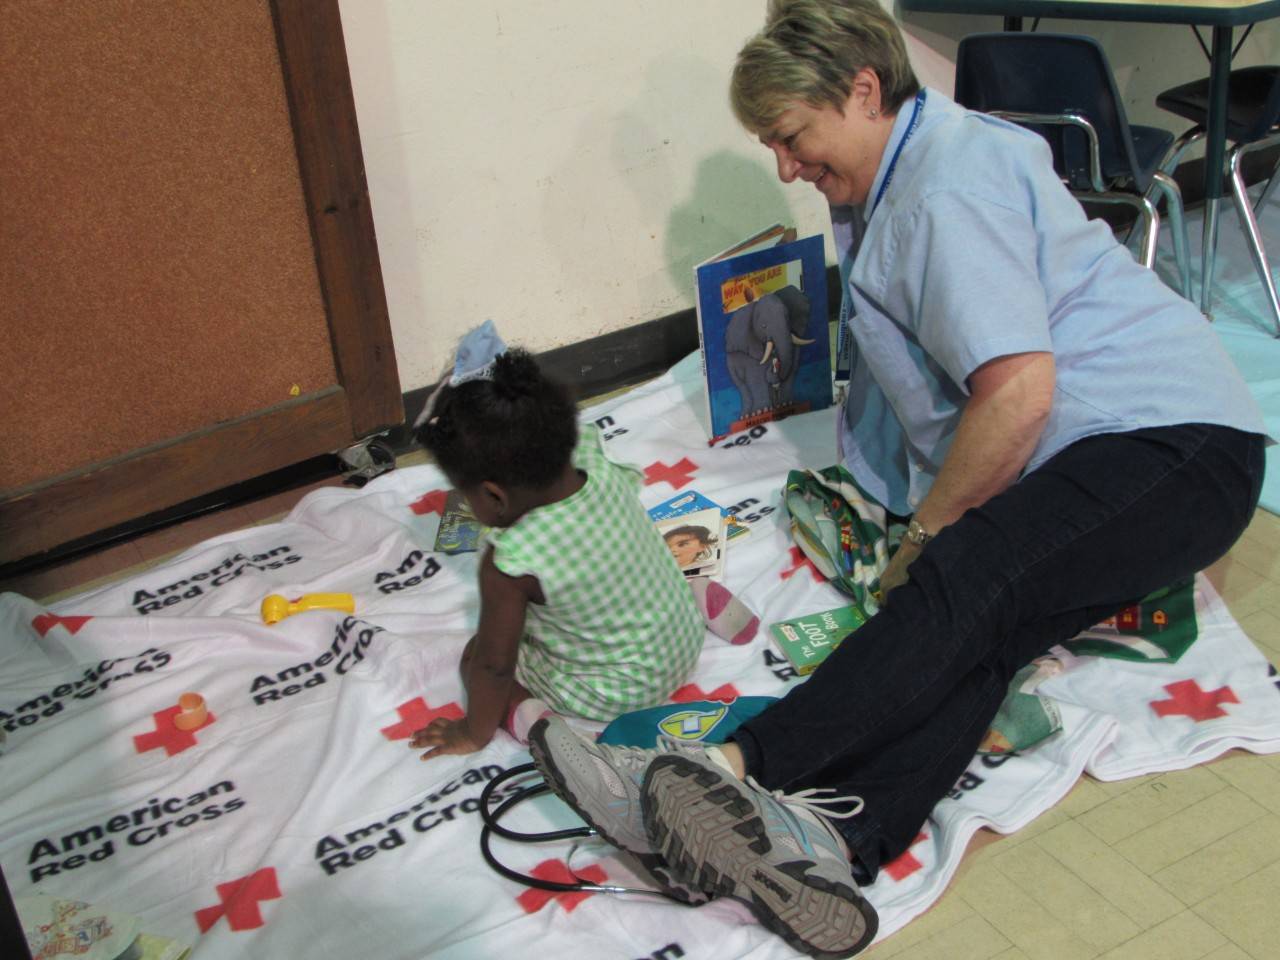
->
[173,692,208,731]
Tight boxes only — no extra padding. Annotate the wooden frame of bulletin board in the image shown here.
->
[0,0,402,567]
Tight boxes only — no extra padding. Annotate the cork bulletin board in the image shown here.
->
[0,0,402,564]
[1,0,339,489]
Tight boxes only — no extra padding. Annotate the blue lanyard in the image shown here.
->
[870,89,926,218]
[836,89,927,386]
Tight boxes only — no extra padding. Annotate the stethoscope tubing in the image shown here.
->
[478,762,689,901]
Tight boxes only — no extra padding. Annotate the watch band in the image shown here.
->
[906,518,933,546]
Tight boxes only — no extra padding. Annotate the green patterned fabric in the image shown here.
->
[1058,579,1199,662]
[784,465,893,621]
[783,465,1067,756]
[490,426,704,721]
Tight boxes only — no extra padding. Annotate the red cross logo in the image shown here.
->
[780,546,825,583]
[516,859,607,914]
[883,831,929,882]
[133,703,216,756]
[671,682,740,704]
[1150,679,1239,722]
[380,697,464,740]
[32,613,93,637]
[195,867,282,932]
[409,489,450,516]
[643,458,698,490]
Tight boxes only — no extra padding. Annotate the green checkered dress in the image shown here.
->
[490,426,704,721]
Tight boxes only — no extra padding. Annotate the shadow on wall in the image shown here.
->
[664,151,795,303]
[634,53,796,302]
[540,49,796,322]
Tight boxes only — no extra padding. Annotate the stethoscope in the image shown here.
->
[478,762,693,902]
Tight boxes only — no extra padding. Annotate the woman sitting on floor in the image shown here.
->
[528,1,1269,957]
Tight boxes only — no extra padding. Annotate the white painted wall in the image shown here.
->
[337,1,1280,392]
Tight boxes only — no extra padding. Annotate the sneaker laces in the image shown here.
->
[744,776,865,820]
[596,734,704,777]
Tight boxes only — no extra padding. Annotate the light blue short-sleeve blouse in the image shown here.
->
[834,90,1266,516]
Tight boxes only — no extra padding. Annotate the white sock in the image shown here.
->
[704,744,738,777]
[507,697,554,744]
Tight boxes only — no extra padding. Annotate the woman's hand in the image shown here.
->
[410,716,485,761]
[879,352,1055,605]
[879,539,922,600]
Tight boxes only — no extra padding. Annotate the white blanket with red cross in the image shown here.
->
[3,353,1280,960]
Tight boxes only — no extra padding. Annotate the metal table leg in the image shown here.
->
[1201,25,1233,318]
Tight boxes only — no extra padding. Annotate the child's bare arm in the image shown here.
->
[412,546,531,760]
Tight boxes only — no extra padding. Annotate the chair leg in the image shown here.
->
[1201,197,1222,318]
[1159,126,1205,177]
[1252,134,1280,216]
[1136,194,1160,270]
[1075,191,1159,272]
[1148,171,1193,300]
[1229,143,1280,337]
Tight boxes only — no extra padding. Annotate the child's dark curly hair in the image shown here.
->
[414,348,578,490]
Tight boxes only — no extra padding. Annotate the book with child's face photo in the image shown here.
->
[654,507,726,579]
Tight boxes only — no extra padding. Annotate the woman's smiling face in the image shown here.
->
[760,69,893,208]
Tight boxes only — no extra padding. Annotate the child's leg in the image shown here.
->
[503,680,555,745]
[688,578,759,645]
[461,637,553,745]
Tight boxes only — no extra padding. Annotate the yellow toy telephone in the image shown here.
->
[260,593,356,625]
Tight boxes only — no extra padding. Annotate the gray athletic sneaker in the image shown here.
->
[527,715,712,905]
[641,752,878,958]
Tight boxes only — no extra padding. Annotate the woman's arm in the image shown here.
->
[880,350,1055,596]
[413,545,531,760]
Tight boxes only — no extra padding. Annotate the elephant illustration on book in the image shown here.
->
[723,284,816,418]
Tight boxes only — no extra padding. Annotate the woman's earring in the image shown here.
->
[869,108,879,118]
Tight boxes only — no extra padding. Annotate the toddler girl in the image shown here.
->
[409,348,708,759]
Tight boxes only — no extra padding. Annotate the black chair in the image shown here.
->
[955,33,1192,300]
[1157,65,1280,335]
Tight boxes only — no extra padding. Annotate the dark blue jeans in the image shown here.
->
[732,423,1265,880]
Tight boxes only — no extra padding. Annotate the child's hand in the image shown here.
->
[410,716,485,761]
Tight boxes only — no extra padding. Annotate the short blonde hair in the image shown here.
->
[731,0,920,135]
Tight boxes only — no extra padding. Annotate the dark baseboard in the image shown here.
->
[387,308,705,452]
[389,263,846,453]
[0,453,345,583]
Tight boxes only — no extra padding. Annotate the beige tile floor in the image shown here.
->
[862,509,1280,960]
[3,414,1279,960]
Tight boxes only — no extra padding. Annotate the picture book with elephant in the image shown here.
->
[693,228,832,444]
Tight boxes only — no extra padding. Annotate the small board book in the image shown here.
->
[18,892,191,959]
[654,506,728,579]
[647,489,749,541]
[433,490,486,554]
[769,604,866,675]
[694,224,832,444]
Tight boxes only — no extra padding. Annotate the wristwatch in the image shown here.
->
[905,518,933,546]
